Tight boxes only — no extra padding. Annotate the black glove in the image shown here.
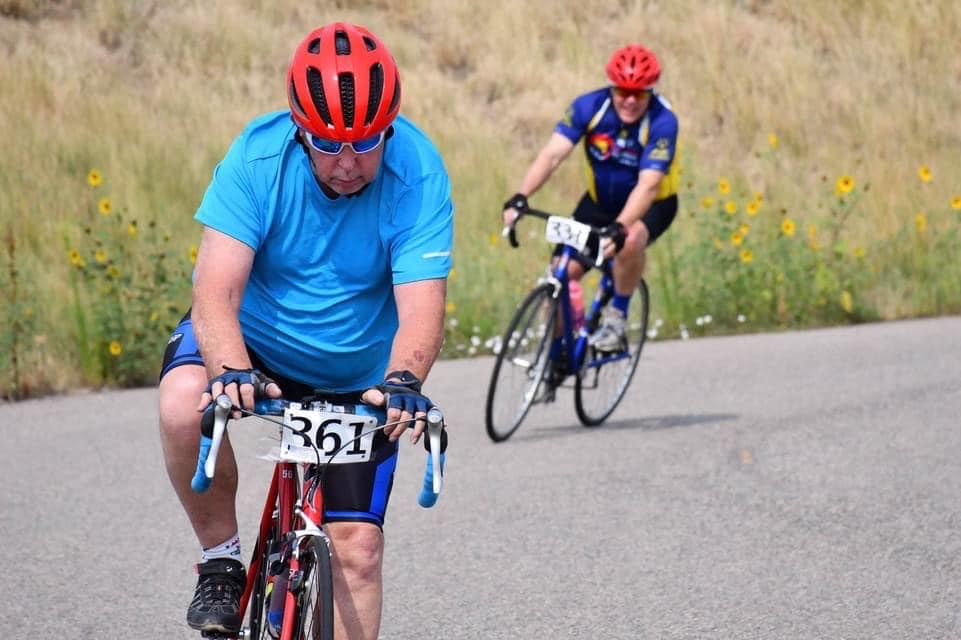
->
[375,370,433,415]
[599,221,628,254]
[503,192,529,213]
[205,366,275,399]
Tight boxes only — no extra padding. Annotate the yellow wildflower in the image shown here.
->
[700,196,714,209]
[739,249,753,264]
[781,218,796,237]
[730,231,744,247]
[449,268,457,280]
[835,175,855,195]
[94,249,108,263]
[840,291,853,314]
[746,200,760,217]
[853,246,866,258]
[98,197,113,215]
[768,132,778,149]
[109,341,123,356]
[189,244,199,264]
[951,196,961,210]
[128,221,138,237]
[87,169,102,187]
[68,249,85,267]
[724,200,738,215]
[915,212,927,233]
[738,223,750,236]
[445,302,456,313]
[489,233,499,246]
[149,311,160,323]
[718,178,731,195]
[917,165,932,183]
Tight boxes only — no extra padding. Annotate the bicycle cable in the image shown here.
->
[232,406,429,501]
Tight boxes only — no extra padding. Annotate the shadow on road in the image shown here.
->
[513,412,738,442]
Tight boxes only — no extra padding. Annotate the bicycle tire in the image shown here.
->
[485,282,558,442]
[574,279,649,426]
[288,535,335,640]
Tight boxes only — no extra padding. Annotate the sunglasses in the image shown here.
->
[301,129,386,155]
[612,87,651,100]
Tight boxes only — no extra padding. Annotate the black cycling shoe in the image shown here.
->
[186,558,247,633]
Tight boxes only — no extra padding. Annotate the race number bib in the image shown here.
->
[545,216,592,252]
[280,408,377,464]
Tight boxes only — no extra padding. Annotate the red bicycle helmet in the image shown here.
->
[287,22,401,142]
[605,44,661,90]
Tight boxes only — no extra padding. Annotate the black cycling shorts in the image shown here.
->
[552,192,678,268]
[159,310,399,529]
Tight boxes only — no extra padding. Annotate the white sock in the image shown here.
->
[201,533,241,563]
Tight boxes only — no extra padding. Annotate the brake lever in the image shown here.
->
[203,394,234,481]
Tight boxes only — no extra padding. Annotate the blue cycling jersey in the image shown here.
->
[555,87,680,213]
[194,111,454,391]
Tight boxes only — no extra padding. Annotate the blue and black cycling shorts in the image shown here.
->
[552,192,678,269]
[159,309,399,529]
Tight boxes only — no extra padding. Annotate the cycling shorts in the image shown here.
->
[552,192,678,269]
[159,310,399,529]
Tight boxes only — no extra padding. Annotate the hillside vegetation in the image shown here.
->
[1,0,959,397]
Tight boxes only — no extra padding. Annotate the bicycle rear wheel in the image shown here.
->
[288,535,335,640]
[485,282,558,442]
[574,279,649,426]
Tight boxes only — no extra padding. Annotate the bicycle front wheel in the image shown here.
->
[485,282,558,442]
[288,536,335,640]
[574,279,649,426]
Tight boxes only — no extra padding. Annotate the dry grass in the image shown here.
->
[1,0,959,392]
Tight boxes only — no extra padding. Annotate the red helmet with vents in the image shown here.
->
[605,44,661,90]
[287,22,401,142]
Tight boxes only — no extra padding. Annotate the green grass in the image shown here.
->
[1,0,959,397]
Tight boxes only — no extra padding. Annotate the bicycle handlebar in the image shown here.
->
[190,394,447,509]
[502,207,609,267]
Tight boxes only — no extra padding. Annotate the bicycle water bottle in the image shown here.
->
[569,279,585,331]
[267,566,288,637]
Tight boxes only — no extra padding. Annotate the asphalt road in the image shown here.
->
[2,317,959,639]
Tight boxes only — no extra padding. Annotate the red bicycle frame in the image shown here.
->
[239,460,325,639]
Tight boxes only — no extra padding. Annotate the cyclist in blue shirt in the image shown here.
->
[158,22,453,638]
[503,44,679,352]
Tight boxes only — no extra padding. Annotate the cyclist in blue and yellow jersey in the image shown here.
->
[503,43,679,352]
[157,22,453,638]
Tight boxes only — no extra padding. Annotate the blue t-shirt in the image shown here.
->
[195,111,454,390]
[555,88,679,213]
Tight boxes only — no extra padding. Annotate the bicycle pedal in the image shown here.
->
[533,385,557,404]
[200,630,240,639]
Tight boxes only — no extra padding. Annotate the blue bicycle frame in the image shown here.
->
[551,245,625,378]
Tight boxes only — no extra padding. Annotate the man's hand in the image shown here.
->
[599,221,628,259]
[502,192,529,226]
[362,370,433,444]
[198,366,282,418]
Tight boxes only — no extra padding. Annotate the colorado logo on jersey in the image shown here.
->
[587,132,616,161]
[587,131,640,167]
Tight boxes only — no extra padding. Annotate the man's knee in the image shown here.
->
[159,365,207,444]
[329,522,384,581]
[618,223,648,263]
